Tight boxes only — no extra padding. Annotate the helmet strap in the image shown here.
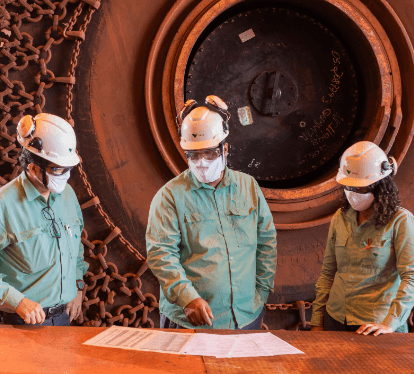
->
[42,166,47,189]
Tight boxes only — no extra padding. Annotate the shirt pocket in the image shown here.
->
[61,217,82,259]
[334,234,348,265]
[361,236,392,270]
[10,225,54,274]
[229,206,257,248]
[184,211,220,254]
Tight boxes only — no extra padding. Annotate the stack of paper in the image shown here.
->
[83,326,304,358]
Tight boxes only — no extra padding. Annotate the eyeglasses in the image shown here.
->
[344,185,372,194]
[42,206,61,238]
[47,166,73,176]
[184,147,222,161]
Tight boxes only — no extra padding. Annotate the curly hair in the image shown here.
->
[342,175,400,229]
[19,148,48,171]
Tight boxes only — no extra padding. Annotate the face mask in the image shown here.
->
[345,190,375,211]
[188,156,225,184]
[46,171,70,194]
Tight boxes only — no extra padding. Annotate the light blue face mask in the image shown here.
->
[46,171,71,194]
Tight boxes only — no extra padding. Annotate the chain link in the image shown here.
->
[1,0,148,328]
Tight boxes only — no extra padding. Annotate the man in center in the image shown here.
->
[146,96,277,329]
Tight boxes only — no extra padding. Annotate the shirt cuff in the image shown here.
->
[381,314,400,331]
[76,262,89,280]
[310,313,324,327]
[175,287,201,309]
[256,288,269,304]
[3,287,25,311]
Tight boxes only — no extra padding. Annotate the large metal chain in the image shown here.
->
[0,0,151,328]
[0,0,318,330]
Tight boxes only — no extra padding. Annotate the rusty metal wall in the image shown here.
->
[2,0,414,330]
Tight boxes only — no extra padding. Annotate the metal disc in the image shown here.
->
[185,7,359,181]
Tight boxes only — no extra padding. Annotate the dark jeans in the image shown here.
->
[323,311,408,333]
[161,307,265,330]
[1,308,70,326]
[323,312,359,332]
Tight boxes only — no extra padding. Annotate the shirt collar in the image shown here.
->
[21,171,43,202]
[21,171,58,205]
[189,167,237,191]
[345,207,372,227]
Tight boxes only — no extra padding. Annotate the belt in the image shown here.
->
[2,304,66,319]
[44,304,66,319]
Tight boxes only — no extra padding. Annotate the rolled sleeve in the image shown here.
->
[0,283,25,311]
[0,223,25,311]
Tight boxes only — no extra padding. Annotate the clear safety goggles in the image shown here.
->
[47,165,73,176]
[184,146,222,161]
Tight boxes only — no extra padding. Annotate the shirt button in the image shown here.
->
[63,276,66,280]
[230,257,233,260]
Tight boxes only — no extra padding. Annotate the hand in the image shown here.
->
[356,323,394,336]
[15,297,45,325]
[65,291,83,322]
[184,298,214,327]
[310,326,324,331]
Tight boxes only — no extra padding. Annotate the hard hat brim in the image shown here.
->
[336,171,391,187]
[20,141,81,167]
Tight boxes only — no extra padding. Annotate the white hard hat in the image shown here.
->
[179,95,229,150]
[336,141,396,187]
[17,113,80,167]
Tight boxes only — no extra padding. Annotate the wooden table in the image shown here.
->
[1,326,413,374]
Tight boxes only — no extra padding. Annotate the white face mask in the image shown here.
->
[345,190,375,211]
[188,156,225,184]
[46,171,70,194]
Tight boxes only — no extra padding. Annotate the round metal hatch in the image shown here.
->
[146,0,414,229]
[185,8,358,181]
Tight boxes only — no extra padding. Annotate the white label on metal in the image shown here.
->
[239,29,255,43]
[238,106,253,126]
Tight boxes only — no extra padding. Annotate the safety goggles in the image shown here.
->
[47,166,73,176]
[184,147,222,161]
[42,206,61,239]
[343,185,372,194]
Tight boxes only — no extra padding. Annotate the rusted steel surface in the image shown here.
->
[203,330,414,374]
[0,0,158,329]
[0,325,207,374]
[2,325,414,373]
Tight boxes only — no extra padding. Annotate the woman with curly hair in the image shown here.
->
[310,141,414,335]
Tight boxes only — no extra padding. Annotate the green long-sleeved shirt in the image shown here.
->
[0,171,89,312]
[146,167,277,329]
[311,207,414,331]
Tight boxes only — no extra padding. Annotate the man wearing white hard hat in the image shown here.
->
[0,113,88,326]
[146,96,277,329]
[311,141,414,335]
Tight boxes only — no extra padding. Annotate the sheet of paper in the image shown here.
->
[84,328,304,358]
[140,331,193,353]
[182,333,237,356]
[83,326,193,354]
[248,333,303,356]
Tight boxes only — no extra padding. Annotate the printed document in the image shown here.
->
[83,326,304,358]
